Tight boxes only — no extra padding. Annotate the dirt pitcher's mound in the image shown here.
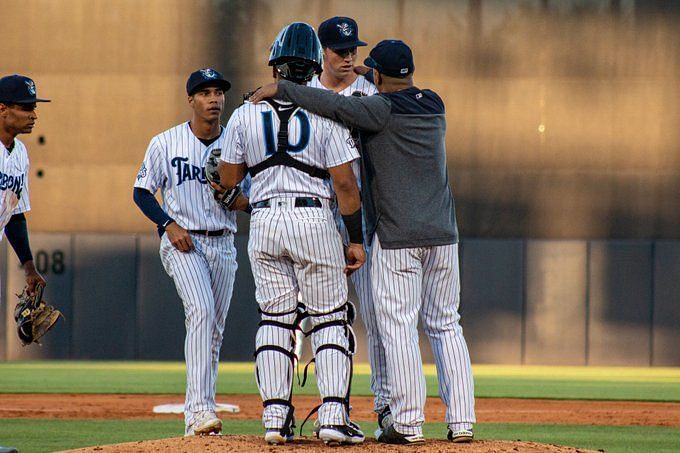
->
[63,435,598,452]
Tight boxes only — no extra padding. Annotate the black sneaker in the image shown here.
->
[318,423,365,445]
[448,428,474,443]
[377,424,425,445]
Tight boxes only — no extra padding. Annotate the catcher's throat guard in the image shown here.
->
[14,285,63,346]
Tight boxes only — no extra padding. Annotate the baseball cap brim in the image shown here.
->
[363,56,380,70]
[188,79,231,95]
[1,97,51,103]
[326,39,368,49]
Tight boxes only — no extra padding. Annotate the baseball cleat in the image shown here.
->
[184,411,222,436]
[264,428,294,445]
[448,428,474,443]
[376,424,425,445]
[318,423,365,445]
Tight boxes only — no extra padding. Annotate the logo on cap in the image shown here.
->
[200,68,217,79]
[337,22,353,37]
[25,80,36,96]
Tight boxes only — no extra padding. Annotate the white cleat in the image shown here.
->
[184,411,222,436]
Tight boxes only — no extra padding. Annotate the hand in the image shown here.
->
[344,243,366,276]
[165,222,195,252]
[209,181,226,200]
[249,83,279,103]
[353,65,370,75]
[23,261,46,296]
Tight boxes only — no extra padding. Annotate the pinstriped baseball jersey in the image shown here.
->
[219,100,359,202]
[0,138,31,234]
[134,122,237,232]
[308,74,377,98]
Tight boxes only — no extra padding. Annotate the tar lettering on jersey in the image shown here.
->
[0,171,24,198]
[171,157,207,186]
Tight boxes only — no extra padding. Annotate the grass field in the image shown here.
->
[1,362,679,452]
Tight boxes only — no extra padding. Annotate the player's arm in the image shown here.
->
[328,163,365,275]
[5,213,45,295]
[250,81,391,133]
[132,188,193,252]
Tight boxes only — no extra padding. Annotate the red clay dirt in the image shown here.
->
[1,394,678,427]
[3,394,677,452]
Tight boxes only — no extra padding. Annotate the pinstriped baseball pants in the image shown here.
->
[160,233,238,427]
[371,236,476,435]
[249,198,352,428]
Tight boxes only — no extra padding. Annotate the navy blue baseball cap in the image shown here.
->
[0,74,50,104]
[186,68,231,96]
[318,16,367,50]
[364,40,415,78]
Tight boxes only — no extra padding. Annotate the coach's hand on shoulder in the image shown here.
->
[249,83,279,103]
[166,222,195,252]
[344,243,366,276]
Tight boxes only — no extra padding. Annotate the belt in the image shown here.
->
[252,197,322,209]
[187,229,228,237]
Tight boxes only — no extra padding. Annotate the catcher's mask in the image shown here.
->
[269,22,323,84]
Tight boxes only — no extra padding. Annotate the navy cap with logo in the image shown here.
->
[0,74,51,104]
[186,68,231,96]
[318,16,367,50]
[364,40,415,78]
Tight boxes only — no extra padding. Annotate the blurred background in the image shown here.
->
[0,0,678,366]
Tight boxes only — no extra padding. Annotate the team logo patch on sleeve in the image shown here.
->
[346,136,357,149]
[137,163,147,180]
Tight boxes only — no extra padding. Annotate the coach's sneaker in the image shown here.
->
[376,424,425,445]
[448,427,474,443]
[264,427,294,445]
[318,423,365,445]
[185,411,222,436]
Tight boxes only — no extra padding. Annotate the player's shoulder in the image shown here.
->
[153,122,189,141]
[351,74,378,96]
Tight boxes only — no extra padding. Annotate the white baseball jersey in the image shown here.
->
[135,122,237,232]
[0,139,31,235]
[134,121,238,432]
[220,100,359,202]
[308,74,377,98]
[308,74,377,183]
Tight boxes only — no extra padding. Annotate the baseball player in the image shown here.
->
[309,16,391,427]
[216,22,366,446]
[133,68,246,436]
[250,39,476,444]
[0,74,49,296]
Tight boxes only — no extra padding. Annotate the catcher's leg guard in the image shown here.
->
[304,302,357,427]
[255,306,302,438]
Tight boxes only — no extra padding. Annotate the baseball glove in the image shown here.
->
[205,148,242,209]
[14,285,63,346]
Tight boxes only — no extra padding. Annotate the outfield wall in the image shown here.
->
[2,232,678,366]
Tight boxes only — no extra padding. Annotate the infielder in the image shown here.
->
[310,16,391,426]
[251,39,476,444]
[0,74,49,296]
[133,68,246,436]
[216,22,366,446]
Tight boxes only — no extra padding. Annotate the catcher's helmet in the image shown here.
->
[269,22,323,84]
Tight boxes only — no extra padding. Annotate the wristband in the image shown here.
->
[342,209,363,244]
